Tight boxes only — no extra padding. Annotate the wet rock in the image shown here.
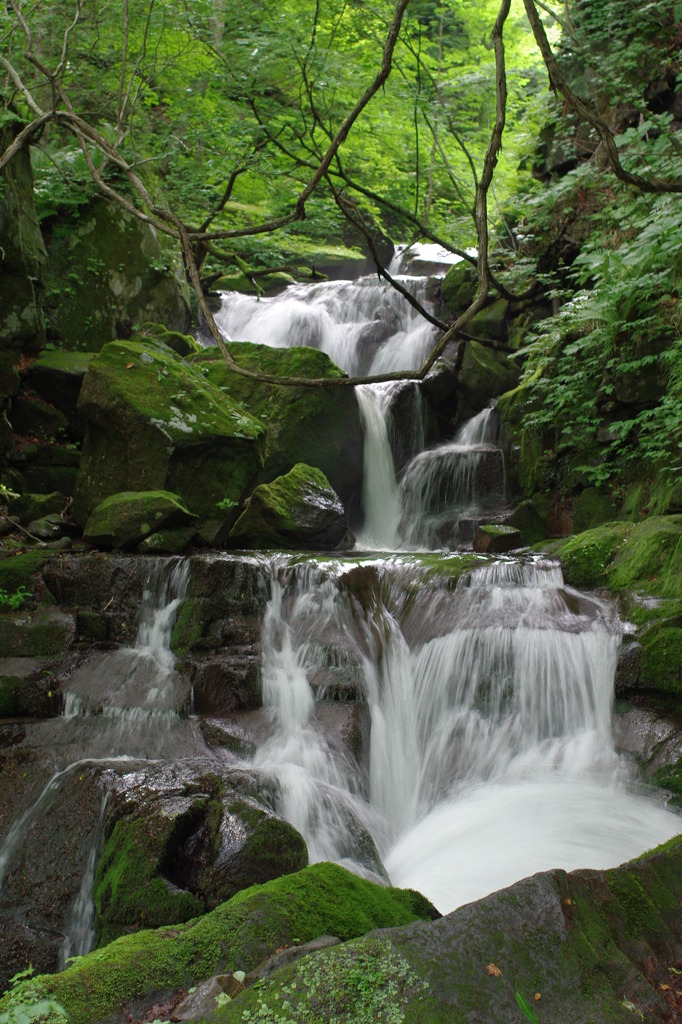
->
[245,936,341,983]
[615,641,643,695]
[230,464,354,551]
[95,763,308,945]
[473,524,523,553]
[173,974,246,1021]
[83,490,198,550]
[0,604,76,657]
[0,761,107,990]
[187,653,261,714]
[25,350,95,429]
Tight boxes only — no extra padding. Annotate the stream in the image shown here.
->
[0,250,679,970]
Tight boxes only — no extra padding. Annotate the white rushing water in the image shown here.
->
[251,556,680,914]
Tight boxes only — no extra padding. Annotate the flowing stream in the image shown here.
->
[2,261,679,966]
[215,262,681,913]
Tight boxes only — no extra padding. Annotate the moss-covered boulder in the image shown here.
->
[229,464,353,550]
[197,342,364,503]
[94,768,308,947]
[439,261,477,313]
[129,322,203,358]
[43,199,191,350]
[73,340,266,542]
[457,340,519,415]
[204,838,682,1024]
[25,350,95,427]
[557,516,682,698]
[1,863,437,1024]
[83,490,197,550]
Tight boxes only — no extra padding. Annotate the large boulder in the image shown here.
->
[73,339,266,542]
[43,198,191,349]
[197,343,364,504]
[229,464,353,550]
[82,489,197,550]
[94,765,308,946]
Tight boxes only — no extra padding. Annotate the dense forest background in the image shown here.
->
[1,0,681,514]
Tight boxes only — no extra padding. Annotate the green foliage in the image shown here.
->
[0,969,66,1024]
[0,585,31,611]
[514,989,539,1024]
[2,0,544,256]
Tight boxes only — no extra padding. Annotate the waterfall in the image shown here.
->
[355,385,402,550]
[251,555,680,914]
[399,406,507,548]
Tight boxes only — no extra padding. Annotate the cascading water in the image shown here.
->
[211,262,679,912]
[251,556,680,913]
[399,405,507,547]
[0,558,193,959]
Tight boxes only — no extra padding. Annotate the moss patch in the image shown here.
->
[83,489,197,550]
[195,343,363,502]
[557,522,633,588]
[2,863,437,1024]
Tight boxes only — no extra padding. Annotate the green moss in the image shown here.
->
[557,522,633,588]
[0,550,51,594]
[209,935,429,1024]
[194,343,362,500]
[93,814,204,946]
[129,322,202,357]
[640,624,682,693]
[83,489,197,550]
[1,864,437,1024]
[607,515,682,598]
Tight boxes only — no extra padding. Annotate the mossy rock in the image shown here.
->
[0,549,53,595]
[507,494,552,545]
[129,322,203,358]
[43,198,191,350]
[25,350,95,422]
[469,297,510,343]
[0,657,60,717]
[83,490,197,550]
[439,261,477,313]
[473,523,523,553]
[4,863,438,1024]
[229,464,352,550]
[607,514,682,599]
[202,839,682,1024]
[73,340,266,539]
[557,522,633,588]
[197,343,363,502]
[7,491,68,526]
[457,340,519,410]
[0,604,75,657]
[138,526,198,554]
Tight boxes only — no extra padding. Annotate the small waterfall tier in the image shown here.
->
[215,274,439,378]
[249,553,680,914]
[399,406,507,548]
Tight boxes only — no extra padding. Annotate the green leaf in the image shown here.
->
[515,989,540,1024]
